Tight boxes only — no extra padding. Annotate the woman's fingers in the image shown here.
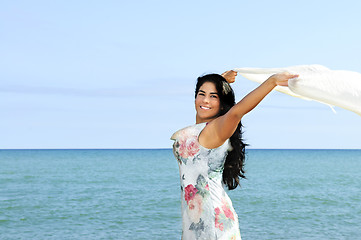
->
[222,70,237,83]
[273,72,299,86]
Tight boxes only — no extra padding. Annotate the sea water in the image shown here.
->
[1,149,360,240]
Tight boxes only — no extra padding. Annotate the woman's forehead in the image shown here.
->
[199,82,217,92]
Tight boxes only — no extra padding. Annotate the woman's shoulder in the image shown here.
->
[170,122,207,140]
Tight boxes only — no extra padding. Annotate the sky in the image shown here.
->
[1,0,360,149]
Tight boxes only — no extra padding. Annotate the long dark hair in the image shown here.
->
[195,74,247,190]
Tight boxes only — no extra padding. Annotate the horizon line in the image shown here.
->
[1,148,360,151]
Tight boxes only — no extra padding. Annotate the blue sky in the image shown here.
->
[1,0,360,149]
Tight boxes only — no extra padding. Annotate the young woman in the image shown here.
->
[171,70,298,240]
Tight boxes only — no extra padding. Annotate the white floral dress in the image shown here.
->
[171,123,242,240]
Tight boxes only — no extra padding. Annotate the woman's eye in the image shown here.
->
[211,95,218,98]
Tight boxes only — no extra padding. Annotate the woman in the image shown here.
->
[171,70,298,239]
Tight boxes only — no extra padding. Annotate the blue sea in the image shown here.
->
[1,149,361,240]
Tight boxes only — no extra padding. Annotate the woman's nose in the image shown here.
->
[202,96,210,103]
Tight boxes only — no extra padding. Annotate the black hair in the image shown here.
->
[195,73,247,190]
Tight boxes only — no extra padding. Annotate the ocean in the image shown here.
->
[1,149,360,240]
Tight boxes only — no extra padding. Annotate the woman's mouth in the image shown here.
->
[200,106,210,110]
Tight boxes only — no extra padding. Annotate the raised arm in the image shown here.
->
[225,71,297,118]
[199,71,298,149]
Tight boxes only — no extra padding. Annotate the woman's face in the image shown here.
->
[195,81,221,123]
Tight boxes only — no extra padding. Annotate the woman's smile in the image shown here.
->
[200,106,211,110]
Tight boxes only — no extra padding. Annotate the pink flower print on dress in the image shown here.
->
[214,207,224,231]
[222,202,235,220]
[214,198,236,231]
[187,194,203,223]
[215,207,221,215]
[184,184,198,204]
[178,135,200,159]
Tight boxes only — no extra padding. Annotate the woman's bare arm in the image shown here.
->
[199,72,298,149]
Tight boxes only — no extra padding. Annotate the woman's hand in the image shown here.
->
[269,72,299,87]
[221,70,237,83]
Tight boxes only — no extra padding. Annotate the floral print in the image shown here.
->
[184,184,198,204]
[187,193,203,223]
[179,135,200,159]
[184,175,210,224]
[222,203,235,220]
[171,123,241,240]
[215,198,235,231]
